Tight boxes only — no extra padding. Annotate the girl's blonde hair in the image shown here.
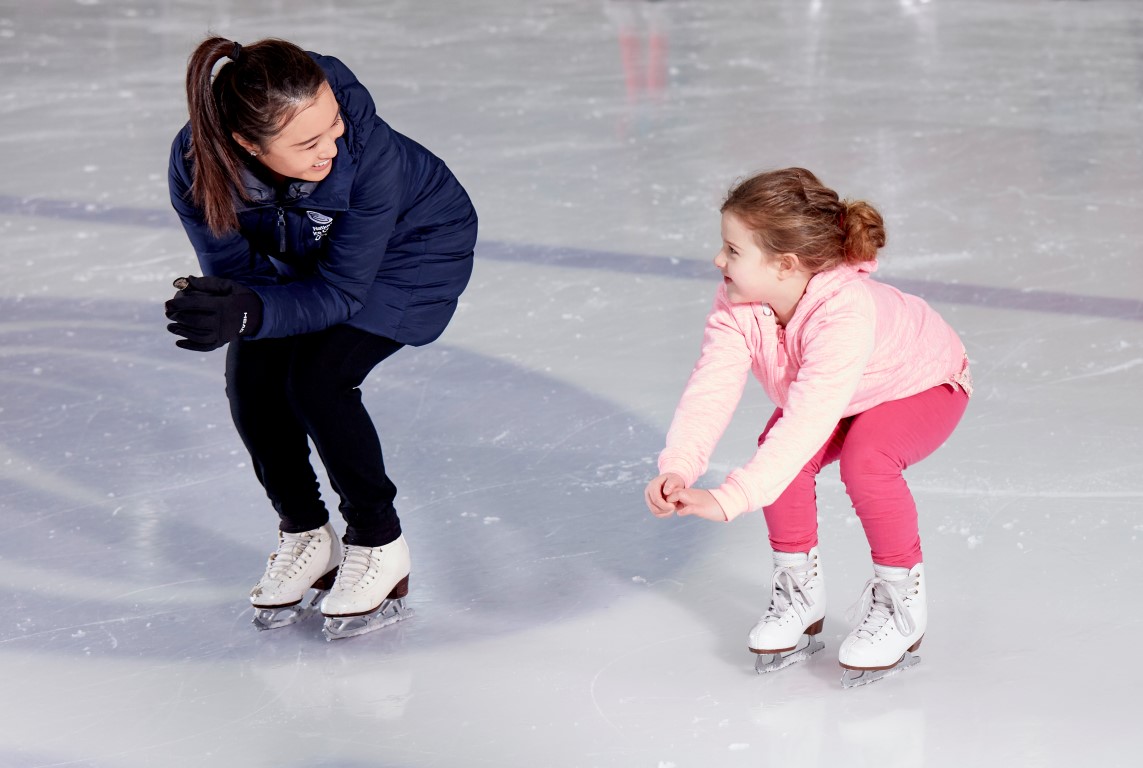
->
[720,168,886,273]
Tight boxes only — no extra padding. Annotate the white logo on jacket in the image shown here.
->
[307,210,333,241]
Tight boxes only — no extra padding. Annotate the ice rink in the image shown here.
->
[2,0,1141,766]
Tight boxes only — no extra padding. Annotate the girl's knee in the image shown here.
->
[839,448,902,490]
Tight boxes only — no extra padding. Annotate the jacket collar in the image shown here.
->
[235,140,357,212]
[806,260,877,300]
[785,261,877,328]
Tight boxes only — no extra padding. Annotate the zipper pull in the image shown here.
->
[776,327,788,368]
[277,207,286,253]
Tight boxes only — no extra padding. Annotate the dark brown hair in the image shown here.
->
[185,37,327,235]
[721,167,886,273]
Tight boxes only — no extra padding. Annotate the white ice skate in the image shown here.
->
[838,562,926,688]
[250,523,342,630]
[749,547,826,674]
[320,534,413,641]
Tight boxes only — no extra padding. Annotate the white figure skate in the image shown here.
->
[250,523,342,630]
[839,562,926,688]
[749,547,826,674]
[320,534,413,641]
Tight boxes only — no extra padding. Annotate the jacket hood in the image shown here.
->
[312,52,378,159]
[797,260,878,314]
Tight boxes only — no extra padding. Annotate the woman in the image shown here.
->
[165,37,477,639]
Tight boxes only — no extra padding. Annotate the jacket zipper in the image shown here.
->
[276,206,286,253]
[776,326,788,368]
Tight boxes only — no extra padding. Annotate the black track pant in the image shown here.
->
[225,325,404,547]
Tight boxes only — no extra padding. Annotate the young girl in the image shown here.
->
[644,168,970,686]
[164,37,477,640]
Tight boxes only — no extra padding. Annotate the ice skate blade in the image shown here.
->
[322,597,413,641]
[251,589,327,631]
[754,634,825,674]
[840,651,920,689]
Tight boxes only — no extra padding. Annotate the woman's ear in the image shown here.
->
[231,132,259,156]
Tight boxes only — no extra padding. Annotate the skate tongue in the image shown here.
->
[872,563,910,581]
[772,551,809,568]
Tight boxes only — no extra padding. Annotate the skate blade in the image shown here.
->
[251,589,327,631]
[840,651,921,689]
[322,598,413,641]
[754,635,825,674]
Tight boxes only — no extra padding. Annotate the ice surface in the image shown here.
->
[1,1,1141,766]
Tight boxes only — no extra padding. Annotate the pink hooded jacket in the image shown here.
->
[658,261,971,521]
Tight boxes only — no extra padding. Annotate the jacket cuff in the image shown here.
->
[657,454,699,487]
[710,478,750,522]
[246,287,274,339]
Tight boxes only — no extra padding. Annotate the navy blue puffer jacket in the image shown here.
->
[168,53,477,346]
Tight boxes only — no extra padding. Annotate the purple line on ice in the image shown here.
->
[477,241,1143,322]
[4,194,1140,322]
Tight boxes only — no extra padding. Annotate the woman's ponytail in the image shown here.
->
[185,37,245,236]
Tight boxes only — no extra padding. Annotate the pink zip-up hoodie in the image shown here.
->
[658,260,971,521]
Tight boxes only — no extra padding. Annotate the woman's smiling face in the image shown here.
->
[235,82,344,183]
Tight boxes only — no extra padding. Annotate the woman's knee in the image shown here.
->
[285,362,355,411]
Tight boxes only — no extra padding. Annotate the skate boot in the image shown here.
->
[250,523,342,630]
[839,562,926,688]
[749,547,826,674]
[320,534,413,641]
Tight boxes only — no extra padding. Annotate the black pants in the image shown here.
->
[225,325,404,547]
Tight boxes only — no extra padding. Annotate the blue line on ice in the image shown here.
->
[3,194,1140,322]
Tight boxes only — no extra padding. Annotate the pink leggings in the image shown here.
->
[760,383,969,568]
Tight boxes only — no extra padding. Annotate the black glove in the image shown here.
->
[165,275,264,351]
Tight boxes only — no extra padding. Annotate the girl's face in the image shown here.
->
[714,212,785,305]
[235,83,345,183]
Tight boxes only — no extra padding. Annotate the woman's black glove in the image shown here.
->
[165,275,264,351]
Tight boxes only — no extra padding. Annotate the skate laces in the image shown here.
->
[336,545,380,591]
[763,561,815,624]
[848,577,915,640]
[264,530,319,580]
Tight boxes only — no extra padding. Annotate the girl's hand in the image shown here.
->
[666,488,728,521]
[645,473,686,517]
